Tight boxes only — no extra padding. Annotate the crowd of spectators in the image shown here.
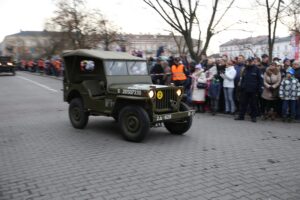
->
[148,53,300,122]
[18,57,63,77]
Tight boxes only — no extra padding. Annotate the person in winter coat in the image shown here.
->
[205,58,218,82]
[235,57,263,122]
[233,55,246,111]
[279,68,300,122]
[292,61,300,119]
[150,57,165,85]
[220,59,237,114]
[261,63,281,120]
[208,75,221,115]
[191,64,207,112]
[204,58,218,112]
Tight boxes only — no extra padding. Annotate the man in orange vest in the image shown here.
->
[171,57,187,86]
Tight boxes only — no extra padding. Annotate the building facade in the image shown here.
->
[116,34,198,58]
[1,31,200,61]
[219,35,294,60]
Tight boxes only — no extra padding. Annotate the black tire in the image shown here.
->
[164,102,193,135]
[12,69,16,76]
[118,106,150,142]
[69,98,89,129]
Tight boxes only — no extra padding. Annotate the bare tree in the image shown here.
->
[46,0,122,51]
[256,0,286,63]
[37,32,72,58]
[143,0,235,62]
[97,18,122,51]
[168,31,188,55]
[280,0,300,33]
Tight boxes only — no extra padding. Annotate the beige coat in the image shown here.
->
[261,69,281,100]
[191,69,206,102]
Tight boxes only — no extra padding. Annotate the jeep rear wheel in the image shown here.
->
[164,102,192,135]
[69,98,89,129]
[118,106,150,142]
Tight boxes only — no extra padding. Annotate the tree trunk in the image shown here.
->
[183,34,198,62]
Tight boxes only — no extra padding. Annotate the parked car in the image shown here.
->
[0,56,15,75]
[62,49,194,142]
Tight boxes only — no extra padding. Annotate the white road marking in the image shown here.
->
[17,76,59,93]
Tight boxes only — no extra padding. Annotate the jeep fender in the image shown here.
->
[112,96,151,120]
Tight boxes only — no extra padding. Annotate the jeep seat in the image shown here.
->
[82,80,105,98]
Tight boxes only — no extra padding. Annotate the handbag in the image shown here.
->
[269,86,279,97]
[197,82,207,89]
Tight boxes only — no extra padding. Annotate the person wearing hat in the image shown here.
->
[235,57,263,122]
[261,54,269,71]
[279,68,300,122]
[281,58,292,79]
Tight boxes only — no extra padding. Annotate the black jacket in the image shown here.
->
[240,65,263,93]
[150,63,164,84]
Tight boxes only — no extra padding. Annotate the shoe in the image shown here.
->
[235,117,244,120]
[230,112,235,115]
[251,117,257,122]
[224,111,230,114]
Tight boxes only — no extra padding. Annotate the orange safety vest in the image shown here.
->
[171,64,187,81]
[38,59,44,68]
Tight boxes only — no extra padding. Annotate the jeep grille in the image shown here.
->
[155,88,178,111]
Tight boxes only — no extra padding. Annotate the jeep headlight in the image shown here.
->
[7,62,13,66]
[176,88,182,97]
[148,90,155,98]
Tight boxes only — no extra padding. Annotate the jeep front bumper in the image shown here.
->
[153,110,195,122]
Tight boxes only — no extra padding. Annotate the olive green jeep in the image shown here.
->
[62,49,194,142]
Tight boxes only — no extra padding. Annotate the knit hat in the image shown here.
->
[283,58,290,64]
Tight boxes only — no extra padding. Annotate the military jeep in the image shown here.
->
[0,56,16,75]
[62,49,194,142]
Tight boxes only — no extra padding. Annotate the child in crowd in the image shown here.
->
[279,68,300,122]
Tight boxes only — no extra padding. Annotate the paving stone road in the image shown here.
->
[0,72,300,200]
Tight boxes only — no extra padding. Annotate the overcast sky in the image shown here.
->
[0,0,291,54]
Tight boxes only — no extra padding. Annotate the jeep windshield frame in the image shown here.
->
[104,60,148,76]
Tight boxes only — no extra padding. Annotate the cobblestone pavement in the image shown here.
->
[0,72,300,200]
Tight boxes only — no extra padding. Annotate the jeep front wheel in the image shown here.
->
[164,102,192,135]
[69,98,89,129]
[118,106,150,142]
